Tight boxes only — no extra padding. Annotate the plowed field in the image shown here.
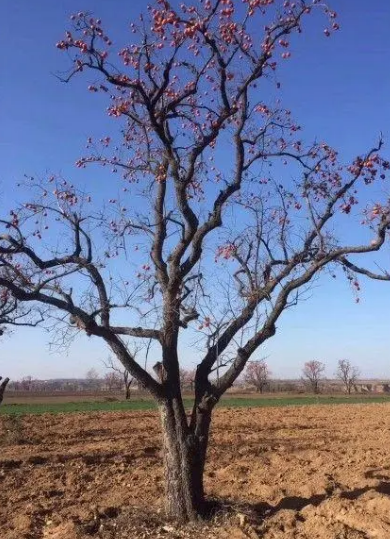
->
[1,403,390,538]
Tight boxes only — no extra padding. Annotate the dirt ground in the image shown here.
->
[1,404,390,539]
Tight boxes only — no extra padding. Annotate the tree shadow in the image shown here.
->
[209,480,390,523]
[339,481,390,499]
[250,492,327,520]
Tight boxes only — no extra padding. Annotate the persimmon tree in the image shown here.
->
[244,359,270,392]
[0,295,19,404]
[336,358,359,394]
[0,289,42,405]
[0,287,42,335]
[0,0,390,522]
[302,360,326,394]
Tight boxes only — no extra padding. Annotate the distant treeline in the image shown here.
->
[6,377,390,394]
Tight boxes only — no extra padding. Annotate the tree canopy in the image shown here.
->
[0,0,389,521]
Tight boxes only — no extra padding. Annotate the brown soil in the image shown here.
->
[1,404,390,538]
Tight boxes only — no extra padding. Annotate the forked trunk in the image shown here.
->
[160,399,210,522]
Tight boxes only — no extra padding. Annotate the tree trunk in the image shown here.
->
[0,377,10,406]
[160,399,211,522]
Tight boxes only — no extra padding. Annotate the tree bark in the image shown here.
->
[0,377,10,406]
[160,399,211,522]
[125,379,132,400]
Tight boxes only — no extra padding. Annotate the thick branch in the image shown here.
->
[110,326,161,340]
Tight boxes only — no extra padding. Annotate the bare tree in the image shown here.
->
[0,296,11,405]
[244,359,270,393]
[20,376,34,392]
[104,357,133,400]
[0,376,10,406]
[336,359,360,394]
[0,1,390,522]
[104,371,123,391]
[85,368,101,391]
[179,368,195,392]
[302,360,326,394]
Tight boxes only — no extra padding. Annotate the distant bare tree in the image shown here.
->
[104,371,123,392]
[0,376,10,405]
[20,376,34,392]
[302,360,326,394]
[179,369,195,391]
[244,359,270,393]
[336,359,360,394]
[103,357,134,400]
[85,368,101,391]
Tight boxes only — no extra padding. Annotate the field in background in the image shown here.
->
[1,392,390,415]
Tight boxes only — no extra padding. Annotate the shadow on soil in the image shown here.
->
[210,480,390,523]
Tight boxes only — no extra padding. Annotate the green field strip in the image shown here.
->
[1,395,390,415]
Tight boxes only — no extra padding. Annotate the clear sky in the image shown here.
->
[0,0,389,380]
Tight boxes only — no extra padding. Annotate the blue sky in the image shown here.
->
[0,0,389,380]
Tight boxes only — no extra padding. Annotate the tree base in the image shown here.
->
[160,399,210,523]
